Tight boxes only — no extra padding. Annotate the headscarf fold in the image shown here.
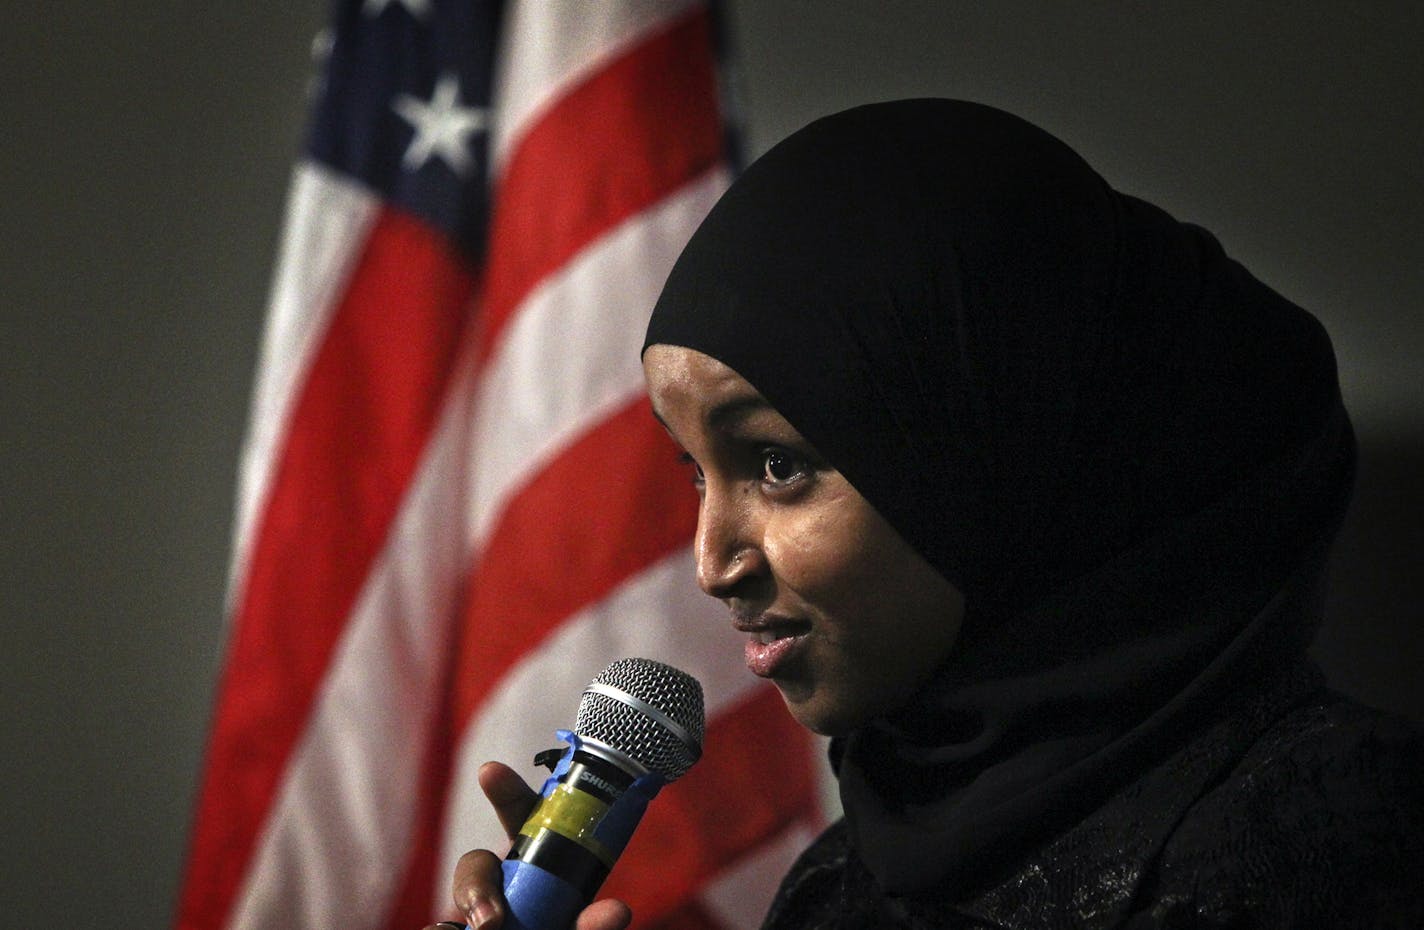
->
[644,99,1355,899]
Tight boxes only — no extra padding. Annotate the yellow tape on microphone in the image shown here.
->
[518,782,617,867]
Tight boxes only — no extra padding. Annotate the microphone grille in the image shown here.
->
[575,658,705,781]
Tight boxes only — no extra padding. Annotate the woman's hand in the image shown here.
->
[423,761,632,930]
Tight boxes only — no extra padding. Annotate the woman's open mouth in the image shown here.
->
[740,620,810,677]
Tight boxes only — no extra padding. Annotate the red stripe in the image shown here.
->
[604,685,820,926]
[452,394,698,727]
[387,8,729,925]
[472,7,723,367]
[382,394,699,927]
[177,206,474,930]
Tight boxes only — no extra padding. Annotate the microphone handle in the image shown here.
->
[501,731,664,930]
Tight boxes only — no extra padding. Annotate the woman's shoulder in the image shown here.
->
[1141,692,1424,927]
[760,696,1424,929]
[759,820,876,930]
[760,820,960,930]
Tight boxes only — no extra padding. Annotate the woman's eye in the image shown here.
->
[762,448,803,484]
[678,452,705,486]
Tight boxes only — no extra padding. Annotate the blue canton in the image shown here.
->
[308,0,504,258]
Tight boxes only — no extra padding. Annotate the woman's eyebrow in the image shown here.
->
[706,395,774,430]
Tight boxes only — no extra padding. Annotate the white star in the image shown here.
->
[363,0,429,18]
[392,74,488,176]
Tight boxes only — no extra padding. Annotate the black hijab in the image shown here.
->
[644,100,1355,899]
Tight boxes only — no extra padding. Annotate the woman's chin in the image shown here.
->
[776,684,862,738]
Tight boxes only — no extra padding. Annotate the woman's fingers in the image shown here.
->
[449,846,633,930]
[452,848,506,928]
[438,762,537,928]
[575,898,634,930]
[477,760,539,839]
[449,761,631,930]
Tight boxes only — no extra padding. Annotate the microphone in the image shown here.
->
[498,657,705,930]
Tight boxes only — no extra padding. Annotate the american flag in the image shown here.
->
[176,2,822,928]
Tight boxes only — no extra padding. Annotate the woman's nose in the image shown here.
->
[694,488,764,598]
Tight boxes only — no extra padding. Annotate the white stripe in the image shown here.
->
[461,167,729,549]
[227,316,479,930]
[226,162,379,610]
[489,0,700,178]
[436,546,763,905]
[228,169,728,929]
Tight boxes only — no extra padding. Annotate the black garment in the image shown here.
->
[763,673,1424,929]
[643,99,1419,922]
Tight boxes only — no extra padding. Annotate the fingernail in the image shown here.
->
[466,894,500,928]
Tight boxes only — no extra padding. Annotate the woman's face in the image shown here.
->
[644,344,965,736]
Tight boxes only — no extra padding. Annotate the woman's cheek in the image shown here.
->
[768,509,855,595]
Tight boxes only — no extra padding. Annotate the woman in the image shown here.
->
[432,100,1423,928]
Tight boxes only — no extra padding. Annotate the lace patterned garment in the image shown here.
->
[762,679,1424,929]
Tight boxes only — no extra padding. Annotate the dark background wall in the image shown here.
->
[4,3,1420,927]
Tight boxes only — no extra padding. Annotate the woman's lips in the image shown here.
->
[741,622,809,678]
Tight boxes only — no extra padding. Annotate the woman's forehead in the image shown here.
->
[645,344,802,435]
[645,344,754,406]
